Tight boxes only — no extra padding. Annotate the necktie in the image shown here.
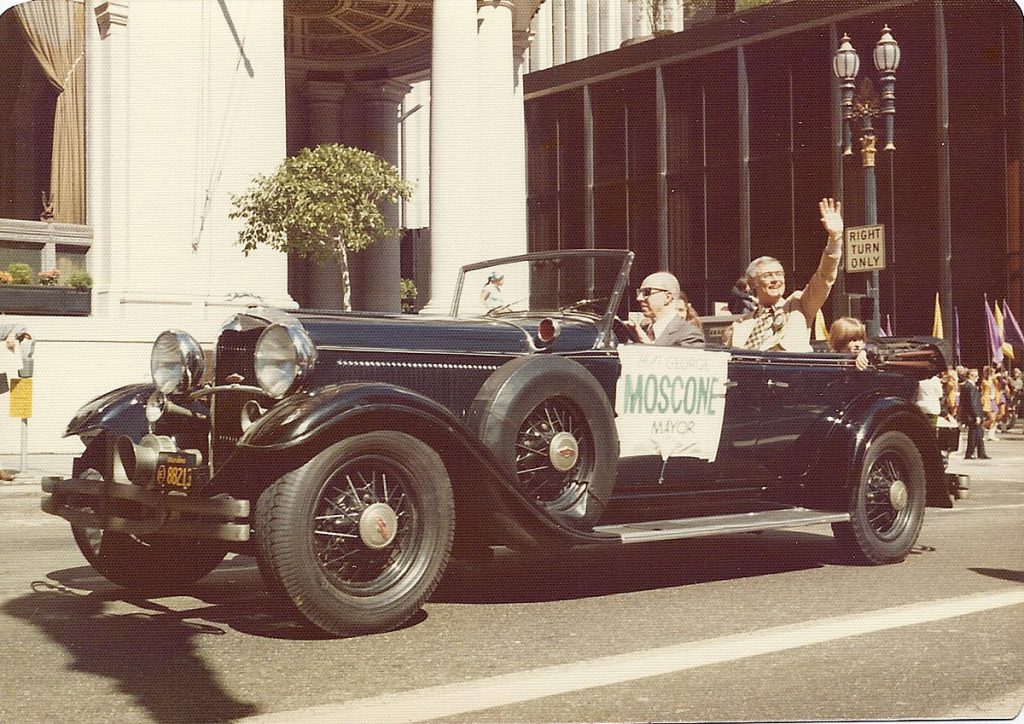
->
[745,306,779,350]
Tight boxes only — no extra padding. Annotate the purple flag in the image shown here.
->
[1003,300,1024,349]
[953,306,961,366]
[984,294,1004,364]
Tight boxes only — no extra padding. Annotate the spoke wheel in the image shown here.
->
[470,356,618,531]
[832,430,926,565]
[312,454,423,596]
[255,432,454,637]
[514,397,593,514]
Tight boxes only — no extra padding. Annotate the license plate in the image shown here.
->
[155,451,199,490]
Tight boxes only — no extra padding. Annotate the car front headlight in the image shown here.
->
[151,330,205,394]
[254,323,316,398]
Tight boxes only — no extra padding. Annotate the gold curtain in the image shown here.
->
[15,0,85,224]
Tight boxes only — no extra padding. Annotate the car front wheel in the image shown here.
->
[254,431,455,637]
[832,430,926,564]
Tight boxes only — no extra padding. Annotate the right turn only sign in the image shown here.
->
[845,224,886,273]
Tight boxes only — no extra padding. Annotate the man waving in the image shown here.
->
[725,198,844,352]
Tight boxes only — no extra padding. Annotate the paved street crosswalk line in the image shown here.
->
[242,587,1024,724]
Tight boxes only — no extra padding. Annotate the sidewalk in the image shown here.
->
[0,452,76,496]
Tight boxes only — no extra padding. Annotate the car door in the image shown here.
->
[702,349,769,493]
[754,351,850,486]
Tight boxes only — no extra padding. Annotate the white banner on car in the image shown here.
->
[614,345,731,462]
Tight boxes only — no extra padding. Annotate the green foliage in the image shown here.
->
[229,144,413,265]
[6,263,33,285]
[67,269,93,290]
[400,277,418,313]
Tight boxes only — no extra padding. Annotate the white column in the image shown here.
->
[550,0,565,66]
[529,0,553,72]
[302,80,346,309]
[599,0,620,53]
[353,79,410,313]
[564,0,587,62]
[90,1,129,318]
[620,0,634,44]
[633,0,651,37]
[477,0,525,260]
[586,0,600,57]
[665,0,684,32]
[424,0,480,314]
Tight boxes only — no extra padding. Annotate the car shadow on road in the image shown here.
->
[435,529,842,604]
[2,555,365,722]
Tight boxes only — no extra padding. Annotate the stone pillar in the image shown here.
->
[599,0,621,53]
[478,0,524,256]
[529,0,553,72]
[302,80,346,309]
[551,0,566,66]
[352,79,410,313]
[586,0,600,57]
[565,0,587,62]
[424,0,480,314]
[90,1,130,318]
[620,0,634,44]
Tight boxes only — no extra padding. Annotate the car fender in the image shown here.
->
[805,392,949,509]
[224,382,617,549]
[64,383,155,441]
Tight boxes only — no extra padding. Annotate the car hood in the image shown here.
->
[291,310,603,355]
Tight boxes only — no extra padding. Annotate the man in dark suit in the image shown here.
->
[960,368,990,459]
[629,271,705,347]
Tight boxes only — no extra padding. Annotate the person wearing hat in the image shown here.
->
[629,271,705,347]
[481,272,505,310]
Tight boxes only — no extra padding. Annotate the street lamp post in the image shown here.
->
[833,26,900,338]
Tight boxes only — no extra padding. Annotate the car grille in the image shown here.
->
[211,328,270,471]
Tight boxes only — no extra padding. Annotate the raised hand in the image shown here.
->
[818,197,843,241]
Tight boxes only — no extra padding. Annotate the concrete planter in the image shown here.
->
[0,285,91,316]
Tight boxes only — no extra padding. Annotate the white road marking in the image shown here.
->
[242,588,1024,724]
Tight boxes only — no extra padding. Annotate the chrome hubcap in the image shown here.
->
[548,431,579,472]
[888,480,908,511]
[358,502,399,549]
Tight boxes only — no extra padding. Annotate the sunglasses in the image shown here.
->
[636,287,669,299]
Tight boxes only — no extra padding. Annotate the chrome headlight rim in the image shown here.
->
[254,323,317,399]
[150,330,205,395]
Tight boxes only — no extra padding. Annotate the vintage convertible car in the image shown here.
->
[41,249,957,636]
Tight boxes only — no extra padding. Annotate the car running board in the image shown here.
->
[593,508,851,544]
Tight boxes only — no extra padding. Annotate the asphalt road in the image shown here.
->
[0,437,1021,723]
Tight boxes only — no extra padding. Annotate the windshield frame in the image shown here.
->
[452,249,635,347]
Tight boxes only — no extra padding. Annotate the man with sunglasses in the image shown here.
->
[628,271,705,347]
[724,197,844,352]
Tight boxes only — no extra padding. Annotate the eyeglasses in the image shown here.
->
[636,287,669,299]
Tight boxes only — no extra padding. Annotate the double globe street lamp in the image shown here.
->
[833,26,901,337]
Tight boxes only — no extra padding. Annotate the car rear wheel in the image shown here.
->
[470,356,618,531]
[832,430,926,564]
[254,431,454,637]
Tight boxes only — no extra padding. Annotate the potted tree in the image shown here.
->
[230,144,412,311]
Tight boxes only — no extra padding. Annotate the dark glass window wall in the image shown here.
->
[524,0,1023,364]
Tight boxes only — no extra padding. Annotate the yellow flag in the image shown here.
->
[994,301,1015,360]
[932,293,943,338]
[814,308,829,341]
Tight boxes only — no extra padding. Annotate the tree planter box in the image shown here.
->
[0,285,91,316]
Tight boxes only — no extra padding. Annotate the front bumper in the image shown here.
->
[41,476,251,543]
